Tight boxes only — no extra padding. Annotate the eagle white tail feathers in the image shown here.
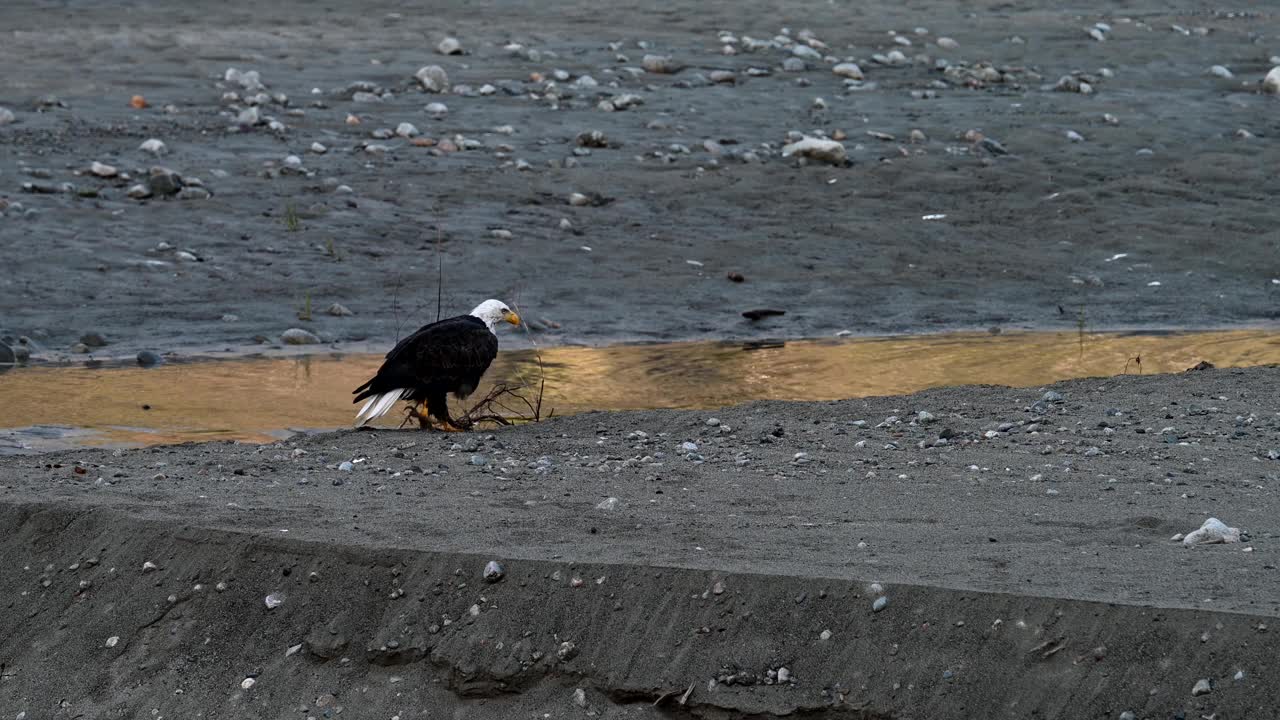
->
[354,389,411,427]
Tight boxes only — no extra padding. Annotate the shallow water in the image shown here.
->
[1,329,1277,452]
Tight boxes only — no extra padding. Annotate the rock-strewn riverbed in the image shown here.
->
[2,0,1279,359]
[2,366,1278,718]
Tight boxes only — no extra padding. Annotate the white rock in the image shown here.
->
[105,636,120,648]
[568,192,590,206]
[281,328,321,345]
[309,142,327,154]
[641,54,682,74]
[1183,518,1242,546]
[264,592,285,609]
[936,37,959,49]
[395,122,420,138]
[241,677,256,690]
[1208,65,1233,79]
[792,44,822,60]
[416,65,450,93]
[425,102,448,116]
[1263,67,1280,95]
[782,136,847,165]
[479,83,497,95]
[0,106,14,125]
[139,138,167,156]
[127,183,152,199]
[1191,678,1212,696]
[437,37,464,55]
[89,161,118,178]
[1066,130,1084,142]
[832,62,864,80]
[595,497,620,511]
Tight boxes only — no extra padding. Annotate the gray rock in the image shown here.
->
[483,560,504,583]
[872,596,888,612]
[0,106,15,125]
[416,65,450,93]
[326,303,354,317]
[136,350,163,367]
[147,167,184,196]
[0,341,15,366]
[1042,390,1064,402]
[281,328,321,345]
[641,54,683,74]
[79,332,109,347]
[338,461,354,472]
[437,37,464,55]
[1191,678,1212,696]
[469,454,489,466]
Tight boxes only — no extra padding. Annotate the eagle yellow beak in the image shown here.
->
[503,310,521,326]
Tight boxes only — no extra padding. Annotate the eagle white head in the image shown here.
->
[469,299,521,332]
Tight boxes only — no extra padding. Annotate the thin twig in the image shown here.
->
[436,226,444,322]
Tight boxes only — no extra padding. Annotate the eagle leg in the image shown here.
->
[406,404,436,431]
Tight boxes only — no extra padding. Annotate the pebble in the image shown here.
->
[264,593,285,609]
[573,688,588,708]
[782,136,847,165]
[437,37,464,55]
[872,596,888,612]
[139,138,167,156]
[1191,678,1212,696]
[916,410,935,423]
[338,461,354,472]
[89,161,118,178]
[1209,65,1233,79]
[483,560,505,583]
[147,167,184,196]
[424,102,448,117]
[596,496,620,511]
[1042,391,1064,402]
[1119,712,1136,720]
[0,342,14,366]
[469,454,488,466]
[395,122,420,138]
[641,54,683,74]
[0,106,14,125]
[706,418,721,426]
[240,678,256,691]
[80,332,109,347]
[832,62,864,80]
[819,629,833,641]
[326,303,354,317]
[310,142,327,154]
[936,37,959,49]
[416,65,450,93]
[142,561,159,572]
[280,328,321,345]
[105,636,120,648]
[568,192,591,206]
[136,350,163,367]
[1066,130,1084,143]
[681,441,699,452]
[557,641,578,661]
[1263,67,1280,95]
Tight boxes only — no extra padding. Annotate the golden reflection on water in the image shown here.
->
[0,330,1277,451]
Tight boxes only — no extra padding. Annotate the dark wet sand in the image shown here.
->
[3,367,1279,717]
[2,0,1279,359]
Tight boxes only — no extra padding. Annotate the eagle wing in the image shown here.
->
[353,315,498,402]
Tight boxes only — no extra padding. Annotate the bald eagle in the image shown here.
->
[353,299,521,429]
